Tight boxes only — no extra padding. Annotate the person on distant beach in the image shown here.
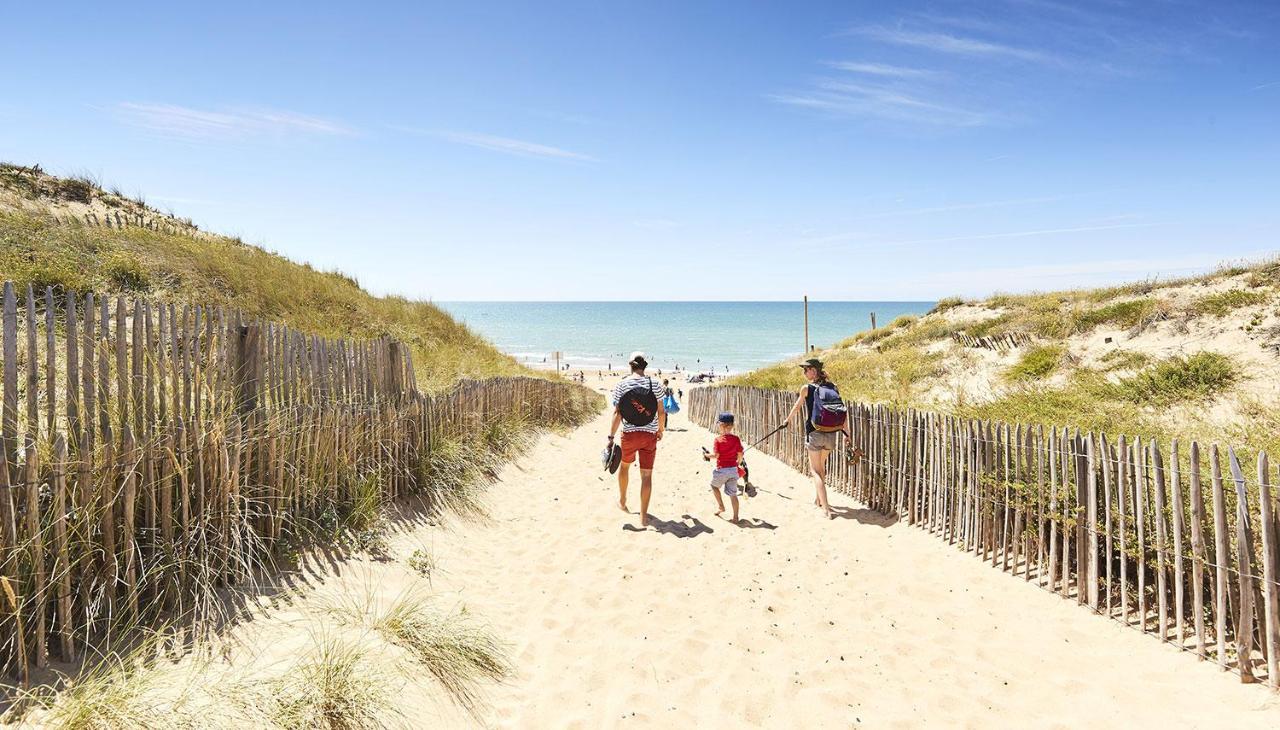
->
[609,352,667,528]
[661,378,680,415]
[702,411,744,523]
[785,358,854,520]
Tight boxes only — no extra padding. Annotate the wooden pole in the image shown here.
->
[803,296,810,354]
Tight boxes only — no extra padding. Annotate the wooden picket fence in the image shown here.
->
[0,281,594,685]
[690,385,1280,689]
[951,331,1033,351]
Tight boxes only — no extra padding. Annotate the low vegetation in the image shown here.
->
[0,167,529,392]
[1190,288,1268,317]
[1113,351,1238,406]
[1005,345,1066,381]
[267,635,398,729]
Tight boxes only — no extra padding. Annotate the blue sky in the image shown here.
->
[2,1,1277,300]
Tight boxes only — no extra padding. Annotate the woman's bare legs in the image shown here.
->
[808,448,833,519]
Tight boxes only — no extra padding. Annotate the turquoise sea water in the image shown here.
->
[440,301,933,375]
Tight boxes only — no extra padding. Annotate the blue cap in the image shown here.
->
[717,411,734,424]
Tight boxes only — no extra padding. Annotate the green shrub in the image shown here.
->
[929,296,964,314]
[1075,298,1155,331]
[103,252,151,292]
[1005,345,1065,381]
[1115,351,1238,406]
[1190,289,1268,317]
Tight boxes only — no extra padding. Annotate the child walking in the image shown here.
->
[703,411,744,523]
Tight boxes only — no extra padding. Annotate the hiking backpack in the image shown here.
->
[809,381,847,432]
[618,377,659,426]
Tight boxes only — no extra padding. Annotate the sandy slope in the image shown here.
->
[420,399,1280,729]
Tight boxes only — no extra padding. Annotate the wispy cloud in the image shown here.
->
[851,26,1061,65]
[1251,80,1280,91]
[114,102,354,140]
[822,61,939,78]
[395,126,598,162]
[771,79,990,128]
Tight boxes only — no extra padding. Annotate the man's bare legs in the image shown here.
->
[617,461,630,512]
[808,448,833,519]
[639,468,653,527]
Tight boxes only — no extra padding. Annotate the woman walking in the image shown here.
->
[784,358,852,520]
[662,378,681,415]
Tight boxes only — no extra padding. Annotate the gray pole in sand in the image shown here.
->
[804,295,810,354]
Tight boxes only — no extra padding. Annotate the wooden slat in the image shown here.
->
[1258,452,1280,689]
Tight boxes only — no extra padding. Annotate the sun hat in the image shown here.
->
[799,357,823,370]
[717,412,735,424]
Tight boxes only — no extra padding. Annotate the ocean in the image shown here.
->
[440,301,934,374]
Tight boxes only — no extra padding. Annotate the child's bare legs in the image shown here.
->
[808,448,833,519]
[711,486,725,516]
[729,493,740,522]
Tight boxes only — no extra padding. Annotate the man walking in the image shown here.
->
[608,351,667,528]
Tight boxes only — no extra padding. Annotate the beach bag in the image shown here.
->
[809,382,847,432]
[618,377,659,426]
[663,392,681,414]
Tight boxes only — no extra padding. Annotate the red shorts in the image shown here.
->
[620,431,658,470]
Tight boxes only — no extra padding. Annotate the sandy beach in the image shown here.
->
[126,377,1278,729]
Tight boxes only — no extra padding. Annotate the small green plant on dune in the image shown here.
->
[1114,351,1238,406]
[407,548,437,580]
[1190,289,1269,318]
[1005,345,1066,381]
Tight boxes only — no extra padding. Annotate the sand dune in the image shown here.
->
[419,401,1280,728]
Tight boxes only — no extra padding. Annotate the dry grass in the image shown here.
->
[1189,288,1269,317]
[266,634,397,730]
[0,204,526,393]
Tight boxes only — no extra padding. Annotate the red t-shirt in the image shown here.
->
[713,434,743,468]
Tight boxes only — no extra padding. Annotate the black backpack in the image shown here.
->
[618,377,659,426]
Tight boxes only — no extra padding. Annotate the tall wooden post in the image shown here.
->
[803,296,810,354]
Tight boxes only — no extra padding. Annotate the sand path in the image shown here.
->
[416,401,1280,729]
[396,394,1280,722]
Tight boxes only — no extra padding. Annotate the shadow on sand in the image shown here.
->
[623,513,715,538]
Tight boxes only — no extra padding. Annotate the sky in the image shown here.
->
[2,1,1277,301]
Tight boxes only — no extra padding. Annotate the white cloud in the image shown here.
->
[822,61,938,78]
[114,103,354,140]
[397,127,598,162]
[852,26,1061,65]
[771,79,990,128]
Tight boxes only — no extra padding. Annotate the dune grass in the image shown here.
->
[730,347,942,406]
[0,207,526,392]
[1190,288,1269,317]
[268,635,396,730]
[1005,345,1066,381]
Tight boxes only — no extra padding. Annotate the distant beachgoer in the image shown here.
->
[609,352,667,528]
[661,378,680,415]
[677,388,683,400]
[784,358,855,520]
[702,412,744,523]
